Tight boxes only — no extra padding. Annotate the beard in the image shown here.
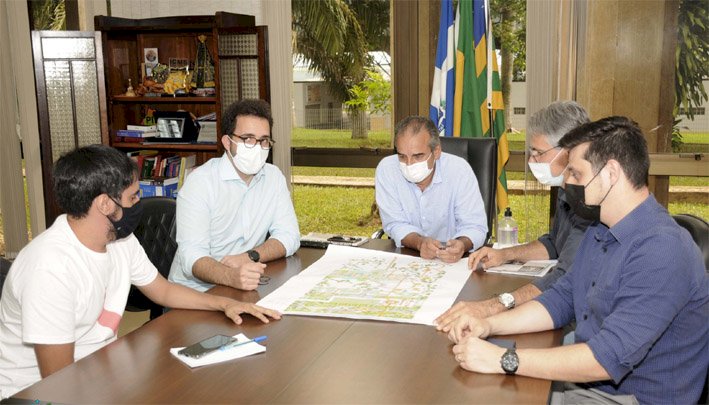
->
[106,206,121,242]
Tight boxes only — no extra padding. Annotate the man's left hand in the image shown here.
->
[437,239,466,263]
[220,253,251,269]
[452,336,506,374]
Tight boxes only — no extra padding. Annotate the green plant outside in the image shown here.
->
[293,185,708,243]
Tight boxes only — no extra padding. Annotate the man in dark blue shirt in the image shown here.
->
[447,117,708,404]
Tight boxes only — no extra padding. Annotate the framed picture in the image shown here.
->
[144,48,159,76]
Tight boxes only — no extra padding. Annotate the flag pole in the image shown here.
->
[485,0,494,139]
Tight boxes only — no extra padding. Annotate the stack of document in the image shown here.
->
[483,260,558,277]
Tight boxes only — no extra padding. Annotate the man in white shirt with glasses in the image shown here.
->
[169,99,300,292]
[375,116,488,263]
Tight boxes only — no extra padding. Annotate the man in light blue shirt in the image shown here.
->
[169,100,300,292]
[375,116,487,263]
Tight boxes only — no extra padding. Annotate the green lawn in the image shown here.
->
[293,185,708,244]
[291,128,391,149]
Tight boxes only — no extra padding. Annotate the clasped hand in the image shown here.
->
[448,315,504,374]
[420,238,465,263]
[220,253,266,291]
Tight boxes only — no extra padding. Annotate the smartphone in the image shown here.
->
[178,334,237,359]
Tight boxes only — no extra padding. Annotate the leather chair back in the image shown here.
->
[127,197,177,319]
[672,214,709,271]
[0,257,12,299]
[440,137,497,241]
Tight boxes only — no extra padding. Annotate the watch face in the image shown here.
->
[501,349,519,374]
[499,293,515,309]
[248,250,260,262]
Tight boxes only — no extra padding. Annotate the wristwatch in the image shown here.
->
[500,348,519,375]
[498,292,515,310]
[247,249,260,263]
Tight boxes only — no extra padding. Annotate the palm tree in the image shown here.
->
[293,0,389,139]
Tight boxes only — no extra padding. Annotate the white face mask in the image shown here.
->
[528,149,564,186]
[399,153,433,183]
[228,138,269,175]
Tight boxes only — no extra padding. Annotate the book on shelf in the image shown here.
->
[139,176,179,198]
[483,260,558,278]
[130,153,197,198]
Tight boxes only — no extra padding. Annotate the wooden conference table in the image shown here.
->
[14,240,561,404]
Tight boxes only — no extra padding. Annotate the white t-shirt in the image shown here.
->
[0,215,157,398]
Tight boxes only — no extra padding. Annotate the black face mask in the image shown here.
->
[565,167,612,222]
[109,199,143,240]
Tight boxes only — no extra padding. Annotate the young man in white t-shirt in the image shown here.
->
[0,145,281,399]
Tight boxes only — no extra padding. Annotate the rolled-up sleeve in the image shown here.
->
[268,173,300,256]
[452,163,487,250]
[535,268,575,329]
[375,159,423,247]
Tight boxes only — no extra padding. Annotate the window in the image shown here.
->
[513,107,526,115]
[678,107,706,116]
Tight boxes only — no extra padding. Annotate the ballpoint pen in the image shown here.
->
[220,335,268,351]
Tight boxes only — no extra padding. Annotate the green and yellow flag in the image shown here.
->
[453,0,509,212]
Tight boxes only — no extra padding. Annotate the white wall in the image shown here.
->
[107,0,263,23]
[509,81,527,132]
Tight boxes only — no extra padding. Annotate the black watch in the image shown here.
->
[247,249,260,263]
[500,348,519,375]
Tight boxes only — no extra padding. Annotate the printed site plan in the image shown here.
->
[257,245,471,325]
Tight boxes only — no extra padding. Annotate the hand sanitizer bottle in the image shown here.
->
[497,207,518,248]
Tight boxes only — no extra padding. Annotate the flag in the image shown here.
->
[429,0,456,137]
[452,0,510,212]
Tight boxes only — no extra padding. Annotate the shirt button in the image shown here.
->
[591,282,596,287]
[602,248,607,253]
[583,314,588,320]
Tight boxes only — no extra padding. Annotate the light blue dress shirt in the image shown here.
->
[169,154,300,292]
[375,152,487,250]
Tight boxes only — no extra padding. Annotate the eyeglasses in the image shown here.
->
[529,146,559,163]
[231,134,275,150]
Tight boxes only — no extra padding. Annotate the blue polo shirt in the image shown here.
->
[536,195,708,404]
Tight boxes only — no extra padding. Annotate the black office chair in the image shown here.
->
[126,197,178,320]
[672,214,709,271]
[439,137,497,242]
[373,137,498,244]
[0,257,12,299]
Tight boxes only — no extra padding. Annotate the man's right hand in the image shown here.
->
[226,261,266,290]
[435,299,501,332]
[468,246,509,270]
[419,237,443,260]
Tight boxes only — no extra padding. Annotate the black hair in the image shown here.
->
[221,99,274,135]
[53,144,138,218]
[394,116,440,151]
[558,116,649,189]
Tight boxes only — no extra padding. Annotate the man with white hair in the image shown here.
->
[436,101,592,331]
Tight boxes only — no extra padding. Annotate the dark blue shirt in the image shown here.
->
[533,188,592,291]
[536,195,708,404]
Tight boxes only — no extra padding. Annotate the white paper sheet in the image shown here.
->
[170,333,266,368]
[257,245,472,325]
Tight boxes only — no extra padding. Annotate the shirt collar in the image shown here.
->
[218,153,266,184]
[607,194,658,244]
